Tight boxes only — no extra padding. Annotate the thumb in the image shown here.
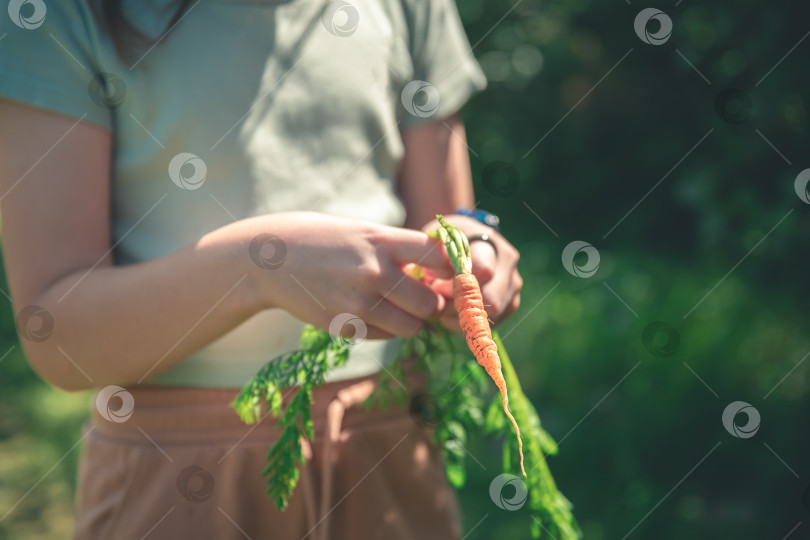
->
[388,230,455,280]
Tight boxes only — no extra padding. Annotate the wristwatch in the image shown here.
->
[452,207,500,232]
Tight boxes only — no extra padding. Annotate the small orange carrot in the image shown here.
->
[435,216,526,477]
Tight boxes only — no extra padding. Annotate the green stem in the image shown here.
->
[435,215,472,275]
[493,330,580,539]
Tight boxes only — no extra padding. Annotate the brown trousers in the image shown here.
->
[72,371,461,540]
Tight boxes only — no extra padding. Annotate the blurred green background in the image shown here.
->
[2,0,809,538]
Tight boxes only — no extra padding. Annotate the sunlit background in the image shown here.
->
[2,0,810,538]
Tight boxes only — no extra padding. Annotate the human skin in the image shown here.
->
[0,102,521,391]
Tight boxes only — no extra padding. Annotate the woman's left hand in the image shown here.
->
[420,214,522,331]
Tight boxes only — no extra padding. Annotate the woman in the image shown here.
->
[0,0,522,538]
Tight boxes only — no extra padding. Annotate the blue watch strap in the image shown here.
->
[453,208,501,232]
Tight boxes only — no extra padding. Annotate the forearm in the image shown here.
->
[399,114,475,229]
[22,221,265,391]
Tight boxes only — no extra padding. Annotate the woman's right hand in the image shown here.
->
[0,101,449,389]
[225,212,455,340]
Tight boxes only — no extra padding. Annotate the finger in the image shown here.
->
[439,311,462,333]
[509,293,520,314]
[479,288,505,322]
[418,266,442,285]
[469,241,496,284]
[387,230,455,279]
[427,293,457,330]
[376,270,446,321]
[491,293,520,327]
[435,293,456,320]
[321,312,397,341]
[364,326,397,340]
[365,298,425,337]
[429,277,454,299]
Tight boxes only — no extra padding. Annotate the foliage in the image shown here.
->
[231,325,350,510]
[404,326,489,491]
[491,332,579,539]
[233,316,579,539]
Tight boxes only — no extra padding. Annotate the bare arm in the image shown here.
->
[398,114,522,327]
[398,114,475,228]
[1,103,452,391]
[0,103,267,390]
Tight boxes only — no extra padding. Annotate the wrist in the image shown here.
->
[200,217,282,314]
[450,207,500,232]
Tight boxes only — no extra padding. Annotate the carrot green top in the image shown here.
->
[434,215,472,275]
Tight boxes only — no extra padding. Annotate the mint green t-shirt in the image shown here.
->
[0,0,486,387]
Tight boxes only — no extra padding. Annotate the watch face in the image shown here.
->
[484,214,500,229]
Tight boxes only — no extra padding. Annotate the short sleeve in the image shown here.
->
[0,1,112,130]
[397,0,487,130]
